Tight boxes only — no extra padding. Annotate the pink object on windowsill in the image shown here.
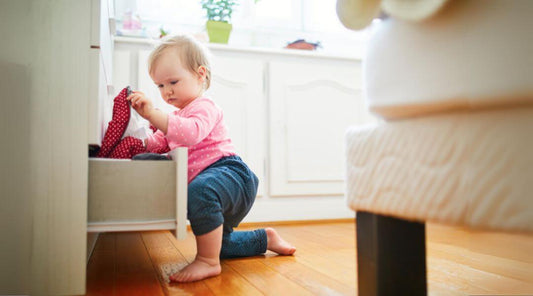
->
[123,11,142,31]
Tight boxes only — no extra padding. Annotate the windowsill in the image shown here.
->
[113,36,362,61]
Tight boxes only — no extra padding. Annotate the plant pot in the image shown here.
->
[206,20,232,44]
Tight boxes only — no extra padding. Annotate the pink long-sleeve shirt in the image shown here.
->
[145,97,236,183]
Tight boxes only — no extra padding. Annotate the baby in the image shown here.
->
[127,35,296,283]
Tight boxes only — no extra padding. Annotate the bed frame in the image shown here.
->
[87,148,188,240]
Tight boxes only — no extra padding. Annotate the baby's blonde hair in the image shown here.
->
[148,34,212,89]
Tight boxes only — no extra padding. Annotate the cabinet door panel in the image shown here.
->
[269,60,374,196]
[208,56,266,196]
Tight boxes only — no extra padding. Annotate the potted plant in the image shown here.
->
[201,0,237,44]
[201,0,259,44]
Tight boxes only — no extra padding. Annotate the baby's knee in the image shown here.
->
[188,204,224,236]
[187,183,223,229]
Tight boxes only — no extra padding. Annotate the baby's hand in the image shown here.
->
[127,90,153,120]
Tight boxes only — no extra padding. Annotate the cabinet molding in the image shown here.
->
[269,60,374,196]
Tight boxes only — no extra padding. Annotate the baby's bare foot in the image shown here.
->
[169,256,221,283]
[266,227,296,255]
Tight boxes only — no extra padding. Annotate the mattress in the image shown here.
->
[345,107,533,232]
[364,0,533,119]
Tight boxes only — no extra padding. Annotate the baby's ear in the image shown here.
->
[197,66,207,79]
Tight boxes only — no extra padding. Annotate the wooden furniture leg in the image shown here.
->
[356,211,427,296]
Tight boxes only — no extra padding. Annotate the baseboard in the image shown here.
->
[243,195,355,223]
[238,218,355,228]
[87,219,176,233]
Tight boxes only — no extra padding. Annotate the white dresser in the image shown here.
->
[1,0,114,295]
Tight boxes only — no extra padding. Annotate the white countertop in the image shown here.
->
[114,36,362,61]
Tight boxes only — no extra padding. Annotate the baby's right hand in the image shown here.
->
[127,91,154,120]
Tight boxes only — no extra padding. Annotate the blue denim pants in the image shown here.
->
[188,155,267,259]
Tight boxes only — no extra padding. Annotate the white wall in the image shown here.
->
[0,1,89,295]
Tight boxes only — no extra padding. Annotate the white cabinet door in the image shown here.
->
[269,59,374,196]
[208,55,266,196]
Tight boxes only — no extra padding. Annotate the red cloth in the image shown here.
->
[108,136,145,159]
[96,87,169,159]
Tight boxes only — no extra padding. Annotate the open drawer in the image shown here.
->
[88,148,188,239]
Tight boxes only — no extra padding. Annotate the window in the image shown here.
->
[114,0,368,55]
[115,0,204,25]
[304,0,353,33]
[252,0,301,30]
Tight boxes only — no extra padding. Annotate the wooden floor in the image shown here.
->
[86,221,533,295]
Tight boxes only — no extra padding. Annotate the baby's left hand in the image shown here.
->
[127,90,154,120]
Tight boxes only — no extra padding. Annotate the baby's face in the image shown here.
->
[151,49,204,109]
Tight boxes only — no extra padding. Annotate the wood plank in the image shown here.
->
[227,224,355,294]
[114,232,165,296]
[427,243,533,294]
[141,231,214,296]
[225,258,314,296]
[464,231,533,263]
[281,244,356,287]
[259,224,357,287]
[84,222,533,296]
[86,233,116,296]
[426,224,533,295]
[202,263,264,296]
[262,255,356,295]
[163,230,263,295]
[166,228,342,295]
[428,256,496,295]
[428,241,533,284]
[427,224,533,263]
